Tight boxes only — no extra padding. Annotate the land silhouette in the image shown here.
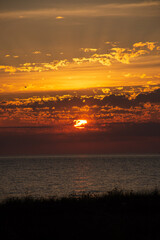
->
[0,190,160,240]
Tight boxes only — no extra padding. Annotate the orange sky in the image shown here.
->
[0,0,160,154]
[0,41,160,93]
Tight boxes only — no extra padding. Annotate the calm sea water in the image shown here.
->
[0,155,160,200]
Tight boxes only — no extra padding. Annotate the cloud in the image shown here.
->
[0,41,159,74]
[80,48,98,53]
[133,42,157,51]
[73,42,152,66]
[105,41,118,47]
[0,1,160,19]
[135,88,160,104]
[124,73,160,80]
[0,60,69,73]
[111,47,148,64]
[0,65,17,73]
[56,16,64,19]
[73,56,112,66]
[1,87,160,110]
[32,51,41,54]
[0,86,159,147]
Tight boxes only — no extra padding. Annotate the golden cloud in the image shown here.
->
[111,47,148,64]
[133,41,157,51]
[124,72,160,80]
[32,51,41,54]
[0,65,17,73]
[0,41,159,75]
[0,60,69,73]
[74,43,150,66]
[80,48,98,53]
[56,16,64,19]
[73,56,111,66]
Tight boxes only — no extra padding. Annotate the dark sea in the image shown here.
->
[0,155,160,201]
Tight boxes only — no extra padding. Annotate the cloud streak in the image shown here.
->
[0,1,160,19]
[0,60,69,73]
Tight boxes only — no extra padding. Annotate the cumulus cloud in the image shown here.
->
[1,86,160,110]
[73,55,112,66]
[110,47,147,64]
[0,41,159,74]
[73,42,152,66]
[0,60,69,73]
[133,42,157,51]
[0,65,17,73]
[0,85,159,143]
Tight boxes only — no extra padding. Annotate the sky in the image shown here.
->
[0,0,160,155]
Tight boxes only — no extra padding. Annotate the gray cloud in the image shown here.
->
[1,1,159,12]
[0,1,160,19]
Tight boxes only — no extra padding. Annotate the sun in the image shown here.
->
[74,119,87,129]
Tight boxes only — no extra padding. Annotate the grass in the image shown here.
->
[1,189,160,239]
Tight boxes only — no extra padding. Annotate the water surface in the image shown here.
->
[0,155,160,200]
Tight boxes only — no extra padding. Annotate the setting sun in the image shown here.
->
[74,120,87,129]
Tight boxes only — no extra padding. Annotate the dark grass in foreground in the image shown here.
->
[1,190,160,240]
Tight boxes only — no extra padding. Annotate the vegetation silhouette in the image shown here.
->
[1,189,160,239]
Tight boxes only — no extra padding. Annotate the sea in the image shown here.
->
[0,154,160,201]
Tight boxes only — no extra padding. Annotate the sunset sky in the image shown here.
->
[0,0,160,155]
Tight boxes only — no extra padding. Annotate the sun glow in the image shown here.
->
[74,119,87,129]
